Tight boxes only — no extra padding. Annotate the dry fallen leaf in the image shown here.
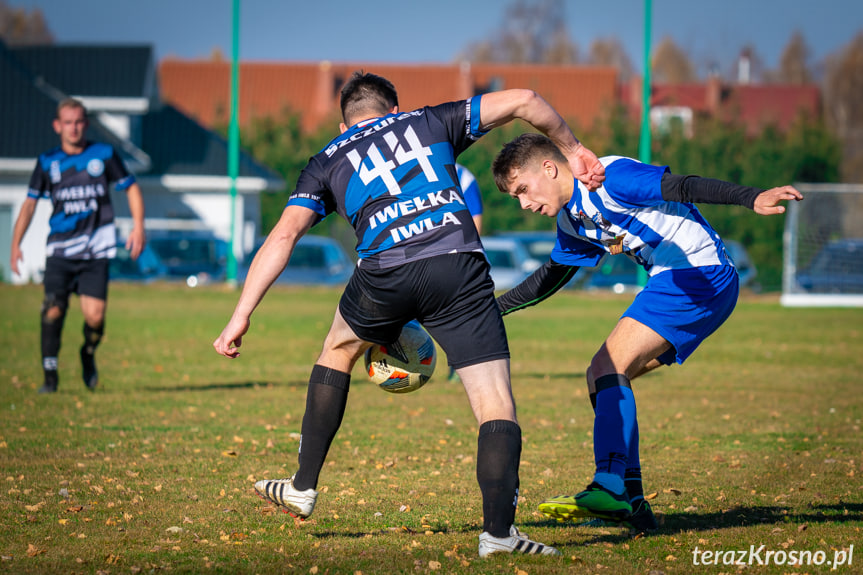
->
[26,544,45,557]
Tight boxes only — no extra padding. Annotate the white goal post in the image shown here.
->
[781,183,863,307]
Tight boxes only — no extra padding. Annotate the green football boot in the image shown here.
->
[539,482,632,522]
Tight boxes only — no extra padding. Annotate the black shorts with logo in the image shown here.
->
[43,257,110,301]
[339,252,509,369]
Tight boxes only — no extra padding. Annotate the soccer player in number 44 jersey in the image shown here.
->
[492,133,802,532]
[213,72,605,557]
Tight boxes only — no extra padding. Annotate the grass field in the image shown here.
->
[1,282,861,574]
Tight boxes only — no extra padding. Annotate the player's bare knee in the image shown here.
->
[41,295,67,323]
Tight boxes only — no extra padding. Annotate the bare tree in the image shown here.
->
[824,32,863,181]
[652,36,696,84]
[776,30,812,84]
[459,0,579,64]
[0,0,54,45]
[587,37,634,81]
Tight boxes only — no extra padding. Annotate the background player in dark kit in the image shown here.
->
[10,98,146,394]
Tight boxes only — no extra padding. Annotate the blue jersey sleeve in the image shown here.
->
[550,218,606,267]
[603,158,669,209]
[286,159,335,225]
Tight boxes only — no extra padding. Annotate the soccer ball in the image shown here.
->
[364,320,437,393]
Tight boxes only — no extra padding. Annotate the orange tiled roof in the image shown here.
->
[621,79,821,134]
[471,64,618,129]
[722,84,820,132]
[159,59,618,133]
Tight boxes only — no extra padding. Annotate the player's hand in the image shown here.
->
[9,246,22,276]
[213,316,250,359]
[753,185,803,216]
[570,144,605,191]
[126,227,146,260]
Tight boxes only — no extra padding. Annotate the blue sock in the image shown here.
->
[592,379,637,489]
[625,420,643,503]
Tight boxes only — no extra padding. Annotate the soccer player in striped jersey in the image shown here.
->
[491,133,802,532]
[213,72,605,557]
[10,98,146,394]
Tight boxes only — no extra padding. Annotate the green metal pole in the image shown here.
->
[227,0,240,285]
[639,0,652,164]
[637,0,652,287]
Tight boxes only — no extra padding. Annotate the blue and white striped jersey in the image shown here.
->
[287,97,486,269]
[456,164,483,217]
[28,142,135,260]
[551,156,733,275]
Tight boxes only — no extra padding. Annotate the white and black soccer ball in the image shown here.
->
[364,320,437,393]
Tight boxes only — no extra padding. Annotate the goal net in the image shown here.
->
[781,184,863,307]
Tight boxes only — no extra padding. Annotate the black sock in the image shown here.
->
[82,322,104,355]
[624,469,644,502]
[41,307,65,384]
[292,365,350,491]
[476,419,521,538]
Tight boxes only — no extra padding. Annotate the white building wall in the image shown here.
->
[0,182,51,284]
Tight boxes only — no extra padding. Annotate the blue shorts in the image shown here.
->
[623,265,739,365]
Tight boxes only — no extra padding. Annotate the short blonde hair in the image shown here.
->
[56,98,87,119]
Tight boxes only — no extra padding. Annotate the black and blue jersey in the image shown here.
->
[287,97,487,269]
[28,142,135,260]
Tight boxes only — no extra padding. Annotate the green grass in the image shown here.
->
[1,283,861,574]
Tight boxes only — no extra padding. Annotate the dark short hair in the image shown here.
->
[492,133,567,193]
[56,97,87,119]
[339,71,398,126]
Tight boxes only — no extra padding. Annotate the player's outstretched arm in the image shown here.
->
[9,197,37,276]
[125,183,146,260]
[478,89,604,190]
[213,205,317,359]
[752,185,803,215]
[497,259,579,316]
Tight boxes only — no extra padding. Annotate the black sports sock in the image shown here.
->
[292,365,350,491]
[41,307,65,384]
[476,419,521,538]
[82,322,104,355]
[624,469,644,502]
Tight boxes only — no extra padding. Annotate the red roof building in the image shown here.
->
[159,59,618,134]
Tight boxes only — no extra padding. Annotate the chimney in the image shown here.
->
[458,61,472,100]
[737,48,751,85]
[706,75,721,113]
[312,60,335,131]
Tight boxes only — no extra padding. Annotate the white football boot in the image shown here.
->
[254,475,318,519]
[478,525,561,557]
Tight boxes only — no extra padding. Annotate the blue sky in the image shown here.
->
[8,0,862,78]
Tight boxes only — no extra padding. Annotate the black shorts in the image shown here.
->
[339,252,509,369]
[43,257,110,301]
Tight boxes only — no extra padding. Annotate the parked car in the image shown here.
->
[240,235,354,286]
[499,230,589,289]
[582,239,759,293]
[796,238,863,294]
[147,232,227,287]
[481,236,542,290]
[724,240,758,290]
[498,230,557,263]
[109,242,167,282]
